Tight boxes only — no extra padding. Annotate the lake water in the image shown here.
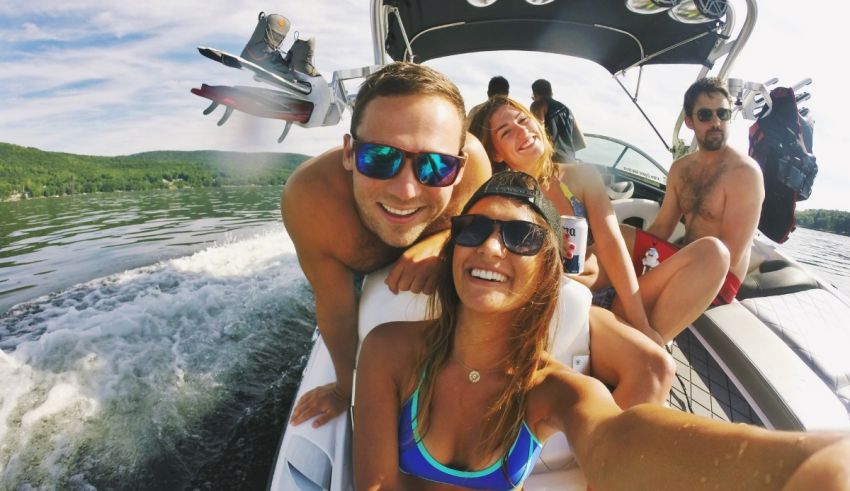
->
[0,187,315,490]
[1,187,849,489]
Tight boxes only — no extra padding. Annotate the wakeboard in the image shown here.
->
[191,84,313,124]
[198,46,314,96]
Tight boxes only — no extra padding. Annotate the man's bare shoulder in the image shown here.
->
[282,146,362,257]
[669,152,697,175]
[285,146,348,198]
[457,133,492,200]
[723,147,764,192]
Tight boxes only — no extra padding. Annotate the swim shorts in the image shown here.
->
[632,229,740,305]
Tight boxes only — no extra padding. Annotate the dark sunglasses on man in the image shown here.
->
[451,214,548,256]
[349,136,466,187]
[695,107,732,123]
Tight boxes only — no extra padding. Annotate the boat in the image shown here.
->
[265,1,850,489]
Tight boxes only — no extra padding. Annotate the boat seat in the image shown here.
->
[610,198,685,243]
[737,259,819,300]
[692,302,850,430]
[606,180,634,200]
[740,288,850,409]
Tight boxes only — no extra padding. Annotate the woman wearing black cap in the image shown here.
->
[353,171,849,491]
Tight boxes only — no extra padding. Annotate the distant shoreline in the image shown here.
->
[0,141,309,202]
[795,209,850,237]
[1,184,282,203]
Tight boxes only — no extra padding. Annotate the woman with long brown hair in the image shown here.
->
[353,170,849,491]
[469,96,729,407]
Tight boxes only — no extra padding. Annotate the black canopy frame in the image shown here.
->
[378,0,725,73]
[369,0,758,157]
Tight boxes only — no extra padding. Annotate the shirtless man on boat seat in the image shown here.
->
[628,77,764,304]
[282,62,491,428]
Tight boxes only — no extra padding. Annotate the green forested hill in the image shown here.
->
[796,209,850,236]
[0,142,310,200]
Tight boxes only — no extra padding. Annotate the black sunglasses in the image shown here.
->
[451,214,548,256]
[350,137,466,187]
[695,107,732,123]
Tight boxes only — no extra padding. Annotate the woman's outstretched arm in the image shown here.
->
[584,403,849,491]
[539,367,850,491]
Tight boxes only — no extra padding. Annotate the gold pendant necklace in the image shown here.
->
[456,357,492,384]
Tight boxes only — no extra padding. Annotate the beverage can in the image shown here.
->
[560,215,588,274]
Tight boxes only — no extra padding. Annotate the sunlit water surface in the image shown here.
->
[1,188,315,490]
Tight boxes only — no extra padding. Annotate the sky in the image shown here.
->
[1,1,848,211]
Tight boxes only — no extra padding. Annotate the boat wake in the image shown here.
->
[0,230,315,489]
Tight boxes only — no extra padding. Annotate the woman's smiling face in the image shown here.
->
[489,105,546,176]
[452,195,545,314]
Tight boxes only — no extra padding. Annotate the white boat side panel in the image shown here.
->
[269,336,353,491]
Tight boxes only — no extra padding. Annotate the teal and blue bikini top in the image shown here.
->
[398,383,542,490]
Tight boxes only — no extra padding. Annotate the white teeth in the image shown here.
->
[471,268,507,282]
[381,204,417,216]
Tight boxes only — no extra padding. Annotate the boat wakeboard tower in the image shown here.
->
[192,12,381,143]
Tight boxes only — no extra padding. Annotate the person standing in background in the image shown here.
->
[467,75,510,123]
[532,78,585,162]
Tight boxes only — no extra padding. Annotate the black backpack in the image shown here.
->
[748,87,818,243]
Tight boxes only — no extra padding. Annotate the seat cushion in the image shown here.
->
[740,288,850,401]
[737,259,819,300]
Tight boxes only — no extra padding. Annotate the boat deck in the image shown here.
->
[667,329,763,426]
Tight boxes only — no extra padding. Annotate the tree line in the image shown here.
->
[796,209,850,236]
[0,142,310,200]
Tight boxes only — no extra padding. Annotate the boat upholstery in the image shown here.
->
[737,259,819,300]
[740,288,850,409]
[692,303,850,431]
[610,198,685,243]
[357,266,591,367]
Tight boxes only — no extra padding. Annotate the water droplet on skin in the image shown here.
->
[713,458,719,467]
[700,476,707,484]
[764,474,772,484]
[738,440,749,457]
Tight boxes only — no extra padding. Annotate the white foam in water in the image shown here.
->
[0,229,309,486]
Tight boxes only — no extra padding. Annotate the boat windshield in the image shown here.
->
[576,133,667,188]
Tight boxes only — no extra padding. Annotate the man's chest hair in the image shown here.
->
[678,161,728,221]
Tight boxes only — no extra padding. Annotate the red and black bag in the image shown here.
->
[748,87,817,243]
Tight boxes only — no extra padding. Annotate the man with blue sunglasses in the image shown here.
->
[631,77,764,306]
[282,62,492,428]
